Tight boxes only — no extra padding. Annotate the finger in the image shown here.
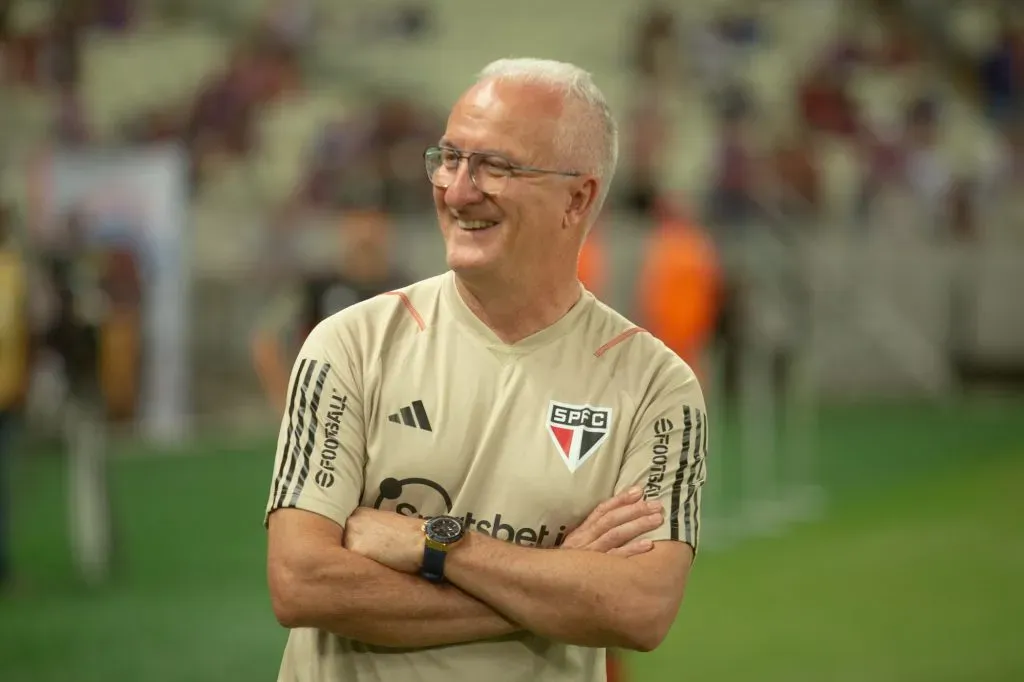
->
[589,510,663,552]
[582,486,644,527]
[607,538,655,558]
[588,498,662,539]
[564,488,644,548]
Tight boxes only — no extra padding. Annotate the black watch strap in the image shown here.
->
[421,545,448,583]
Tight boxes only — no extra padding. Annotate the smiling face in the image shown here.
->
[433,78,598,287]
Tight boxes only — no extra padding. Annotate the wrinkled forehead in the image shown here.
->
[441,78,564,164]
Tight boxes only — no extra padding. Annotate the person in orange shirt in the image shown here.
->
[577,220,607,298]
[635,200,721,383]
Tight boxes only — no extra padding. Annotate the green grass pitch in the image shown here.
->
[2,400,1022,681]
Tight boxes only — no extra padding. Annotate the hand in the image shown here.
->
[343,508,425,574]
[560,487,663,558]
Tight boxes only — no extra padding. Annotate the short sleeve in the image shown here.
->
[615,358,708,552]
[264,318,366,528]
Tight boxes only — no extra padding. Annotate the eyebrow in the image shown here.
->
[437,139,520,162]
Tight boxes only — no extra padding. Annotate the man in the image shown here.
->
[0,205,29,588]
[636,200,721,383]
[39,211,114,586]
[265,58,708,682]
[252,206,412,414]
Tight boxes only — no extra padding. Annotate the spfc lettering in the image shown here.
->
[546,400,613,473]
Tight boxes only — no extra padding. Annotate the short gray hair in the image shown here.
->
[477,58,619,217]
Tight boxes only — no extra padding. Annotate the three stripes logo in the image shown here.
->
[270,358,332,511]
[668,405,707,550]
[387,400,432,432]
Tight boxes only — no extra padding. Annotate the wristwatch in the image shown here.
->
[420,515,466,583]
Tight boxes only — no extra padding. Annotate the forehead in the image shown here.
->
[442,79,564,160]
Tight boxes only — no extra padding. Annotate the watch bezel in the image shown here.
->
[423,515,465,545]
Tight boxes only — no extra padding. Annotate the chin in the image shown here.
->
[444,225,504,273]
[446,247,497,274]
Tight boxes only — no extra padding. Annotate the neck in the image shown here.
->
[454,268,582,345]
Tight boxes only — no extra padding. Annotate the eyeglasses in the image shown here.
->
[423,145,581,196]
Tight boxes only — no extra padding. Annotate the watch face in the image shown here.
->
[426,515,464,543]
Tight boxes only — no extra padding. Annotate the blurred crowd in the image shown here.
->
[0,0,1021,428]
[1,1,1020,236]
[625,1,1021,241]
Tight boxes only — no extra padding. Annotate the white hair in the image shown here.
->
[476,58,619,217]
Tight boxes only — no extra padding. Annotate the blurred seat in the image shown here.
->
[82,22,229,140]
[249,91,351,205]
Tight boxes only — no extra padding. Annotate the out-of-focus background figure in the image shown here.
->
[35,209,117,587]
[1,0,1022,680]
[0,203,30,592]
[251,203,412,413]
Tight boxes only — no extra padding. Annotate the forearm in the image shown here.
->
[444,532,670,651]
[272,543,520,648]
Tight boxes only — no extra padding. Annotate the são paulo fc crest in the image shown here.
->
[546,401,613,473]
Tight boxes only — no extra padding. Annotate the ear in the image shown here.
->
[564,177,600,229]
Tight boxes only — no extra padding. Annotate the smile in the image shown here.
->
[457,219,500,231]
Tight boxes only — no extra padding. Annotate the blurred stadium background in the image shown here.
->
[1,0,1023,680]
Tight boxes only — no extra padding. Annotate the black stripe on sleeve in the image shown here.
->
[692,410,708,547]
[275,359,318,509]
[682,409,704,546]
[669,405,694,541]
[270,358,309,507]
[288,362,331,507]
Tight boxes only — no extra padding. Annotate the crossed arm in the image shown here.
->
[268,508,518,648]
[267,488,690,651]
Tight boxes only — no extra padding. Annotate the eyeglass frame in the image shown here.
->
[423,145,582,196]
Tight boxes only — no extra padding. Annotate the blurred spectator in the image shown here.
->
[862,96,954,232]
[999,116,1024,182]
[798,58,861,139]
[714,5,764,48]
[947,177,978,242]
[622,83,670,214]
[0,204,30,589]
[53,82,91,146]
[295,97,440,214]
[978,22,1022,123]
[259,0,315,56]
[706,88,767,227]
[902,97,952,203]
[183,39,296,186]
[635,200,721,382]
[92,0,136,33]
[252,206,413,413]
[688,4,765,96]
[37,210,115,585]
[98,243,143,423]
[632,5,678,85]
[45,1,86,88]
[770,125,823,223]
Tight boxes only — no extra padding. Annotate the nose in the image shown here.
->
[442,159,484,210]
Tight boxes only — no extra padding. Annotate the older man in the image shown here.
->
[265,58,708,682]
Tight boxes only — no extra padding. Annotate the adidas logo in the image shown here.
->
[387,400,432,432]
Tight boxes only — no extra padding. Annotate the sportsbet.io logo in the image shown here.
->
[372,477,568,547]
[546,400,613,473]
